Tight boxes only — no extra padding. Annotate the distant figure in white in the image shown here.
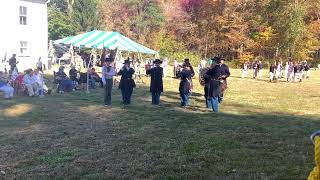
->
[242,62,248,78]
[162,57,168,77]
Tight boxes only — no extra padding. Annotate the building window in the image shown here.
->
[19,6,27,25]
[20,41,28,54]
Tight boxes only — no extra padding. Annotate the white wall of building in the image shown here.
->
[0,0,48,71]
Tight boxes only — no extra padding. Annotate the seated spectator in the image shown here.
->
[0,71,14,100]
[23,69,40,96]
[89,68,103,88]
[55,66,75,93]
[69,65,79,83]
[34,69,49,97]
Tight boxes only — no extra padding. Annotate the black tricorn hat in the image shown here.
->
[153,59,162,64]
[212,56,225,63]
[183,61,191,67]
[105,57,113,62]
[123,59,131,64]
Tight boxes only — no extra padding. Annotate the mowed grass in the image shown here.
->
[0,69,320,179]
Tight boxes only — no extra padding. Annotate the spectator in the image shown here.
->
[36,58,43,72]
[69,65,79,87]
[56,66,75,93]
[34,69,48,97]
[89,68,103,88]
[0,71,14,100]
[23,69,40,96]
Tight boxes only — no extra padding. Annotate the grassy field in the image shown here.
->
[0,69,320,179]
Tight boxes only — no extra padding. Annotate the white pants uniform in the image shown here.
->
[0,85,14,98]
[269,72,274,81]
[242,69,248,78]
[258,70,262,79]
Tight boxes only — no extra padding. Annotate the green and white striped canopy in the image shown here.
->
[54,30,157,55]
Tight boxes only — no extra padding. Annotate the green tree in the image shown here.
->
[71,0,101,32]
[48,7,77,40]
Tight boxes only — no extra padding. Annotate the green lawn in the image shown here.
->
[0,69,320,179]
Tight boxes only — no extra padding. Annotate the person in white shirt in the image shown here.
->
[242,62,248,78]
[34,69,48,97]
[23,69,40,96]
[162,57,168,77]
[102,58,117,106]
[173,59,178,78]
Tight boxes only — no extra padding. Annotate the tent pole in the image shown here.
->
[87,48,94,93]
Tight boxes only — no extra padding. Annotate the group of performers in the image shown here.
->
[241,59,311,82]
[101,56,230,112]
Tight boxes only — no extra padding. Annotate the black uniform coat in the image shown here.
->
[146,67,163,93]
[178,69,194,94]
[118,67,135,91]
[205,65,221,98]
[218,64,230,81]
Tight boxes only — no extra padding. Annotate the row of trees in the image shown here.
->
[48,0,320,65]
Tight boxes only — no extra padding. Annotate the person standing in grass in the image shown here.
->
[205,60,221,112]
[216,57,230,103]
[241,62,248,78]
[269,62,276,82]
[178,61,194,107]
[258,60,263,79]
[146,59,163,105]
[102,58,116,106]
[118,59,135,105]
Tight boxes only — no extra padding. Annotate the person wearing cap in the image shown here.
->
[118,59,135,105]
[178,60,195,107]
[102,58,116,106]
[216,57,230,103]
[205,60,222,112]
[146,59,163,105]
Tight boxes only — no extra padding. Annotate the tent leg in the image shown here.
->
[87,49,95,93]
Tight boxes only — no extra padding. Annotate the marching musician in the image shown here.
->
[146,59,163,105]
[216,57,230,103]
[118,59,136,105]
[205,59,222,112]
[178,60,194,107]
[102,58,116,106]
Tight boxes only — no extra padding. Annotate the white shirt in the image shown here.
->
[102,66,116,85]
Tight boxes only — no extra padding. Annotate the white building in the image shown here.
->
[0,0,49,72]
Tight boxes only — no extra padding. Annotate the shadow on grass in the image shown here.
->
[0,84,319,179]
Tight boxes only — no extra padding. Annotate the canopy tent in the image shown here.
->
[53,30,157,55]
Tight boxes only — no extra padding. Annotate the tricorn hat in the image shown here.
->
[123,59,131,64]
[212,56,225,63]
[153,59,162,64]
[105,57,113,62]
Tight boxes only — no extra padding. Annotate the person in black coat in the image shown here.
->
[205,62,221,112]
[146,59,163,105]
[216,57,230,102]
[118,59,135,105]
[199,66,210,108]
[178,62,195,107]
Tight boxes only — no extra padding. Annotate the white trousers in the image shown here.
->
[25,83,40,96]
[269,72,274,81]
[242,69,248,78]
